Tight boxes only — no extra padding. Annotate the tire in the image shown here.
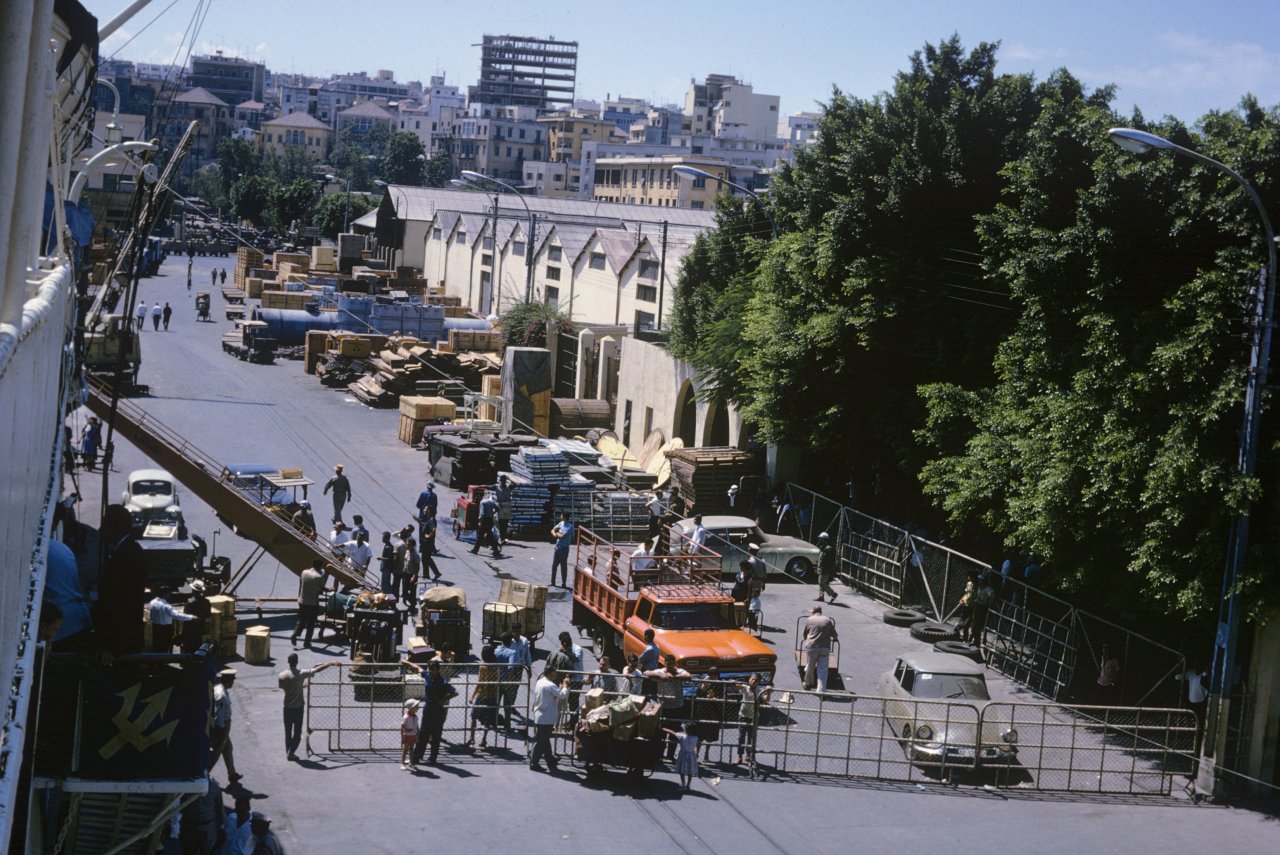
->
[883,609,929,627]
[910,621,959,642]
[785,557,812,581]
[933,639,984,662]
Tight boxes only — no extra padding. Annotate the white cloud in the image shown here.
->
[1001,43,1067,63]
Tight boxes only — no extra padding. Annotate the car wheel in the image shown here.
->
[910,621,959,642]
[883,609,929,627]
[933,640,984,662]
[785,557,812,581]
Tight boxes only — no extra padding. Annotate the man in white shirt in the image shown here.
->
[530,667,570,773]
[209,669,242,782]
[336,529,373,579]
[329,521,350,547]
[631,539,656,571]
[147,588,192,652]
[685,514,709,554]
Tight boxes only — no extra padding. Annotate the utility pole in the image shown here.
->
[656,220,668,330]
[490,191,500,314]
[525,211,537,304]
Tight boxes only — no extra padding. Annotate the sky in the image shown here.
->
[88,0,1280,123]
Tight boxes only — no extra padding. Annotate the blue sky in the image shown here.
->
[89,0,1280,123]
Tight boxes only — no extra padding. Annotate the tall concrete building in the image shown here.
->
[188,51,266,106]
[683,73,779,141]
[470,35,578,111]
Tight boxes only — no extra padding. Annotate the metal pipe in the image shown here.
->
[99,0,158,42]
[68,140,156,203]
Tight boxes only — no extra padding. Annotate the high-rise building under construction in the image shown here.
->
[471,34,578,111]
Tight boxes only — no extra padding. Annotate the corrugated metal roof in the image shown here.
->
[598,229,643,274]
[175,87,228,107]
[266,111,331,130]
[379,185,717,229]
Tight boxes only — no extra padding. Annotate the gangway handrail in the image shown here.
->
[85,377,375,589]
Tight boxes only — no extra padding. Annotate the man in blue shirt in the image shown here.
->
[494,633,522,725]
[402,658,457,765]
[550,512,574,587]
[416,482,438,534]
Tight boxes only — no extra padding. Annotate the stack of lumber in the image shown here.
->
[590,491,652,542]
[666,446,761,515]
[552,473,596,521]
[509,446,569,484]
[502,472,552,528]
[234,247,263,289]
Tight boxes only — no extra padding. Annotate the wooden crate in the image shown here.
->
[398,413,430,445]
[399,395,456,420]
[243,626,271,664]
[208,594,236,617]
[482,602,520,639]
[217,637,237,658]
[335,336,373,358]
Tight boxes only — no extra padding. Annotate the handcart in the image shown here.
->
[572,693,663,779]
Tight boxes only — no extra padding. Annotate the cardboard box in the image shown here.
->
[498,579,547,609]
[482,602,520,639]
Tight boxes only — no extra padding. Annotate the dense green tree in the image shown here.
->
[187,164,227,213]
[311,191,377,238]
[423,151,452,187]
[216,137,259,197]
[499,300,571,349]
[272,178,319,231]
[383,132,426,185]
[918,92,1280,617]
[230,174,278,226]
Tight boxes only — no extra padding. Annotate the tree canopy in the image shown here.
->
[670,35,1280,619]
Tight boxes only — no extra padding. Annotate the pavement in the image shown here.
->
[60,251,1280,853]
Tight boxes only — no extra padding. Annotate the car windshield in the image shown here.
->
[652,604,733,631]
[131,479,172,495]
[909,672,990,700]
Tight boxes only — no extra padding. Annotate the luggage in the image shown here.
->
[421,586,467,610]
[607,695,641,727]
[636,700,661,739]
[582,687,606,713]
[612,719,637,741]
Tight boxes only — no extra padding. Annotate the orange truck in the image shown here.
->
[571,529,777,683]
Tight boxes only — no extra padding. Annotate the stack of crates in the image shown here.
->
[398,395,457,445]
[234,247,263,289]
[498,579,547,640]
[208,594,238,657]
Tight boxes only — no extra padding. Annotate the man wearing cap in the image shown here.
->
[291,559,327,648]
[816,531,838,602]
[209,669,243,782]
[328,520,350,548]
[235,811,285,855]
[291,500,316,539]
[182,580,212,653]
[745,542,768,596]
[801,606,839,694]
[322,464,352,524]
[278,653,340,760]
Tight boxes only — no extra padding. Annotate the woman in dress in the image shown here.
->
[662,722,699,792]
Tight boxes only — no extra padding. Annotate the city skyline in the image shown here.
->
[88,0,1280,125]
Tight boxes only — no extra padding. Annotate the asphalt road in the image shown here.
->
[65,251,1279,854]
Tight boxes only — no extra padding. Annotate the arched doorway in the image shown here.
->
[703,398,729,447]
[674,380,696,447]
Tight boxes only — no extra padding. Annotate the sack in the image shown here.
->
[612,719,637,741]
[420,586,466,610]
[607,696,640,727]
[585,706,612,733]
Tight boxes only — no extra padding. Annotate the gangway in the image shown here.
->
[86,378,375,590]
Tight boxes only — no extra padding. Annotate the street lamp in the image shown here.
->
[1108,126,1277,795]
[458,170,536,303]
[324,173,353,233]
[672,164,777,238]
[69,140,157,203]
[373,179,409,269]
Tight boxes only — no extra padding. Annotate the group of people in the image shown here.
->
[132,300,173,331]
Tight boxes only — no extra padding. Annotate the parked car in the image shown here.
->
[121,468,182,521]
[877,652,1018,767]
[670,514,820,579]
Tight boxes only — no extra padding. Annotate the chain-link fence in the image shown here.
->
[782,483,1188,708]
[306,662,530,758]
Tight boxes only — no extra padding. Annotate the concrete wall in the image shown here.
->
[1246,615,1280,790]
[613,337,742,451]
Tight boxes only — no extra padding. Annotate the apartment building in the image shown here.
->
[188,52,266,106]
[591,155,729,209]
[336,101,397,153]
[259,111,332,161]
[682,73,779,141]
[154,87,231,164]
[471,34,578,110]
[441,104,545,184]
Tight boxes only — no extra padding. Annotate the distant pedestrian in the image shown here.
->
[467,644,500,749]
[186,259,192,291]
[162,302,172,330]
[644,654,692,760]
[323,464,351,523]
[378,531,396,594]
[401,699,420,769]
[134,300,146,330]
[209,669,243,782]
[401,658,458,765]
[336,529,373,578]
[220,268,227,285]
[278,653,339,760]
[151,301,162,330]
[745,543,767,595]
[291,500,316,539]
[415,482,438,546]
[735,672,771,765]
[401,529,422,607]
[290,559,327,648]
[211,269,217,287]
[236,812,284,855]
[182,580,211,653]
[329,520,350,548]
[684,514,708,554]
[815,531,837,601]
[80,416,101,471]
[1096,644,1122,704]
[1180,663,1209,750]
[471,490,501,557]
[663,722,699,791]
[494,477,513,544]
[529,667,570,772]
[801,605,838,693]
[351,514,369,541]
[966,571,995,647]
[549,512,573,586]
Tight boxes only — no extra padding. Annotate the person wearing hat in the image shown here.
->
[401,698,421,769]
[745,542,768,596]
[815,531,838,603]
[235,811,285,855]
[322,464,352,524]
[291,500,316,540]
[210,669,243,782]
[182,580,212,653]
[279,653,340,760]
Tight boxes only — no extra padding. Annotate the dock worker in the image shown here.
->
[323,464,352,524]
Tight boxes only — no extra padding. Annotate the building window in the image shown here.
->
[690,201,704,210]
[691,176,706,189]
[512,241,525,257]
[623,399,632,446]
[483,236,494,250]
[433,228,443,240]
[456,231,467,244]
[589,252,606,270]
[634,311,655,331]
[636,284,657,303]
[548,246,562,262]
[481,253,493,267]
[545,285,559,309]
[545,266,561,281]
[644,406,653,438]
[638,259,659,279]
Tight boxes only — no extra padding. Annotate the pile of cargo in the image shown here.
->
[144,593,237,656]
[482,579,547,640]
[666,446,762,515]
[398,394,457,445]
[576,692,662,770]
[415,586,471,656]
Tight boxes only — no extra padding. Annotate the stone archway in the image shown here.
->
[703,398,729,447]
[674,379,697,447]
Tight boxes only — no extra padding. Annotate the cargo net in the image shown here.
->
[305,662,531,761]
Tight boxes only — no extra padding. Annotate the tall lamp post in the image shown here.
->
[373,179,407,269]
[672,164,776,239]
[458,170,536,303]
[1108,127,1277,795]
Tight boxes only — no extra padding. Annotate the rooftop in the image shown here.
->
[264,111,332,131]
